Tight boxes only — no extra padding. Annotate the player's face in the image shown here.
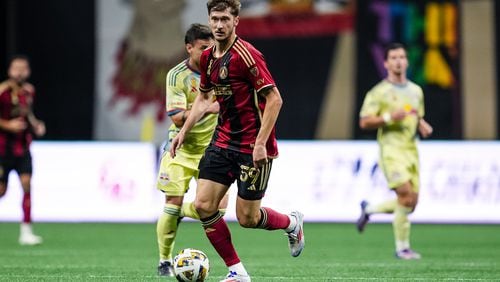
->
[8,59,31,84]
[384,48,408,76]
[187,38,213,66]
[208,8,239,42]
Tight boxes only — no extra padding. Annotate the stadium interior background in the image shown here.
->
[1,0,498,141]
[0,0,499,224]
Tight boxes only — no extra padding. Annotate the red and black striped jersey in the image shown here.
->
[0,83,35,157]
[199,37,278,157]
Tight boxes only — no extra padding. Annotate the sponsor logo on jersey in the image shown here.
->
[214,85,232,96]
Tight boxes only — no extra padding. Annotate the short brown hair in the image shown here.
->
[384,42,406,60]
[207,0,241,17]
[185,23,213,45]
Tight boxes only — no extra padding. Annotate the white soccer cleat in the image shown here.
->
[19,232,43,245]
[220,271,251,282]
[287,211,305,257]
[395,249,422,260]
[19,223,43,246]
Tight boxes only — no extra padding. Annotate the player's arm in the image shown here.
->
[169,90,214,157]
[253,86,282,167]
[359,109,407,130]
[418,118,433,138]
[0,117,27,133]
[26,112,46,137]
[23,84,45,137]
[416,88,432,138]
[170,101,219,128]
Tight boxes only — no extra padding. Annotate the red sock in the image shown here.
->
[259,207,290,230]
[22,192,31,223]
[201,213,240,267]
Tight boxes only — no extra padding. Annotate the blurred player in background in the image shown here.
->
[156,23,228,277]
[171,1,305,281]
[0,55,46,245]
[357,43,433,260]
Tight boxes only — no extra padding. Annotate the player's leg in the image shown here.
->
[195,146,249,281]
[156,195,183,276]
[156,154,192,276]
[394,181,420,260]
[18,173,42,245]
[17,153,42,246]
[236,159,305,258]
[357,155,400,233]
[180,187,229,219]
[195,179,245,281]
[356,198,397,233]
[0,157,12,198]
[0,172,7,198]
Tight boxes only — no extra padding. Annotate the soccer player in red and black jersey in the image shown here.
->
[170,1,305,281]
[0,55,45,245]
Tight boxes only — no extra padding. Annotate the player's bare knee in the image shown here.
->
[194,198,218,216]
[400,195,417,210]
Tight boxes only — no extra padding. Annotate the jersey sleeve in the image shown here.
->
[417,87,425,118]
[359,89,380,118]
[199,50,213,93]
[240,44,275,94]
[166,70,186,116]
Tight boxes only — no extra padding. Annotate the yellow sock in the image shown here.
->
[180,202,199,219]
[219,208,226,216]
[179,202,226,219]
[366,199,397,214]
[157,204,181,261]
[393,204,412,251]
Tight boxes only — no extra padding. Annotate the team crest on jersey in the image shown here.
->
[158,172,170,186]
[390,171,402,182]
[249,66,259,77]
[219,66,228,80]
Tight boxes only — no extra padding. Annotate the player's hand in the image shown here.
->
[252,143,268,168]
[205,101,220,114]
[169,132,185,158]
[33,120,46,137]
[6,117,28,133]
[418,119,433,138]
[391,109,407,121]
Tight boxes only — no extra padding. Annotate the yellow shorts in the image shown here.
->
[380,148,420,192]
[157,151,202,196]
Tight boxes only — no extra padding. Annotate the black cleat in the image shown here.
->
[157,261,174,277]
[356,200,370,233]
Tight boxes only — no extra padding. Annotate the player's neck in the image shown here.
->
[187,58,200,73]
[215,34,237,58]
[386,74,407,85]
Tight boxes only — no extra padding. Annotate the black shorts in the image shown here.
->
[0,152,32,183]
[198,146,273,200]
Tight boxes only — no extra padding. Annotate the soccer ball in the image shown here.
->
[173,248,210,282]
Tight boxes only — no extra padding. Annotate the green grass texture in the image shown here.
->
[1,222,499,281]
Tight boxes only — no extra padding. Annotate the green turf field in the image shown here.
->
[0,222,499,281]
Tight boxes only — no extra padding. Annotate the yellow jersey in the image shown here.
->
[359,79,424,150]
[166,60,217,157]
